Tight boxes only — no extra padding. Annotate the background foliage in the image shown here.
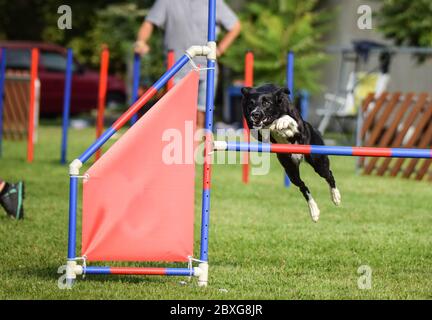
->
[221,0,333,93]
[0,0,333,89]
[377,0,432,48]
[0,0,164,80]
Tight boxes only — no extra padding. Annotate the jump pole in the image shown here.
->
[27,48,39,163]
[0,48,6,158]
[130,53,141,125]
[242,51,254,184]
[167,50,175,91]
[213,141,432,159]
[60,48,74,164]
[284,51,294,187]
[95,45,109,161]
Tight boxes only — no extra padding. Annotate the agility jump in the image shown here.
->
[63,0,431,287]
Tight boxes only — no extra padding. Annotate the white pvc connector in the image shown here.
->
[66,260,83,281]
[69,159,83,176]
[186,46,212,59]
[207,41,217,61]
[197,262,208,287]
[193,267,203,277]
[213,141,228,151]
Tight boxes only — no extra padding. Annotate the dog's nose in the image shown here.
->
[251,110,262,121]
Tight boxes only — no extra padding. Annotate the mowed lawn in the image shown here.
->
[0,125,431,300]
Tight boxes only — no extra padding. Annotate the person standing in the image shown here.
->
[135,0,241,129]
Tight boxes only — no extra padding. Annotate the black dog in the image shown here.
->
[241,84,341,222]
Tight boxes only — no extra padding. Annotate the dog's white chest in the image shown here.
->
[268,129,303,164]
[259,115,304,164]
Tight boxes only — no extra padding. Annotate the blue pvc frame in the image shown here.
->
[199,0,216,263]
[284,51,294,187]
[66,0,217,278]
[130,53,141,125]
[0,48,6,157]
[66,54,192,265]
[61,48,74,164]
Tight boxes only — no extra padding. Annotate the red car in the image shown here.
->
[0,41,127,115]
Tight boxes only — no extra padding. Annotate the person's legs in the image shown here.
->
[173,66,218,131]
[0,179,25,220]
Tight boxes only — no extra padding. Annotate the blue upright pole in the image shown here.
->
[67,176,78,259]
[284,51,294,187]
[130,53,141,125]
[0,48,6,158]
[61,48,73,164]
[200,0,216,267]
[300,90,309,120]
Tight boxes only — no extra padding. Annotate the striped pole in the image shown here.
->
[27,48,39,163]
[242,51,254,184]
[199,0,216,283]
[84,266,194,276]
[95,45,110,161]
[60,48,74,164]
[167,50,175,91]
[130,53,141,125]
[284,51,294,187]
[0,48,6,157]
[213,141,432,159]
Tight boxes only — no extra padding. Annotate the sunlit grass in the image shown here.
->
[0,125,431,299]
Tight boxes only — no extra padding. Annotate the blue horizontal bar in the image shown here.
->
[85,266,111,274]
[83,266,194,276]
[166,268,194,276]
[391,148,431,158]
[227,142,271,153]
[311,145,353,156]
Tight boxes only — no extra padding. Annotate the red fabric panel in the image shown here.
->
[82,71,199,262]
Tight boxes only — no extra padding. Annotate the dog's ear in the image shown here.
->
[274,87,290,107]
[241,87,252,96]
[275,87,290,97]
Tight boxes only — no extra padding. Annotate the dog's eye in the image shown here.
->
[262,100,270,107]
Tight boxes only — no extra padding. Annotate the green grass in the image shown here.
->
[0,125,431,299]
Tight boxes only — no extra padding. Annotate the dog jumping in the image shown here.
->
[241,84,341,222]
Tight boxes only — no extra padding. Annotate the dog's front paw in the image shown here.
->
[308,199,320,223]
[275,115,298,132]
[330,188,341,206]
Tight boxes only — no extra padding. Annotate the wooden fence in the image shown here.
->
[2,71,39,141]
[359,92,432,181]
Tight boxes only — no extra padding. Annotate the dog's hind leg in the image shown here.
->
[308,155,341,206]
[277,154,320,222]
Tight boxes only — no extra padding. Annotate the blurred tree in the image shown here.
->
[377,0,432,48]
[72,3,164,82]
[221,0,333,93]
[0,0,164,79]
